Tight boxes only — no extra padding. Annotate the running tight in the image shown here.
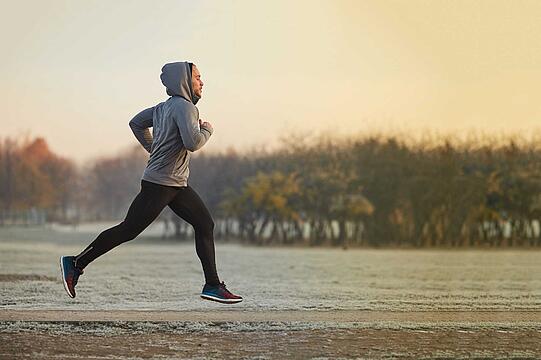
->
[74,179,220,285]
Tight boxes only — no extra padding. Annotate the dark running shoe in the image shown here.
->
[201,281,243,304]
[60,256,84,298]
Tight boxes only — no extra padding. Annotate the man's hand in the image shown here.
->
[199,119,213,132]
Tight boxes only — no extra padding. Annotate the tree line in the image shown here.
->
[2,133,541,247]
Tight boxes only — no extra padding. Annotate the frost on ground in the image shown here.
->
[1,225,541,358]
[1,226,540,312]
[1,320,541,335]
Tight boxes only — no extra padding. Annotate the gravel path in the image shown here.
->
[1,309,541,324]
[2,310,541,359]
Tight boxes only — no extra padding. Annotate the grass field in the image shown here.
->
[1,226,540,358]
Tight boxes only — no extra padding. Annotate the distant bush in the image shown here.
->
[3,132,541,247]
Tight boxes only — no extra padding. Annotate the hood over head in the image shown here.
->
[160,61,200,105]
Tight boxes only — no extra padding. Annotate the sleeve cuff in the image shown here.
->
[201,126,213,136]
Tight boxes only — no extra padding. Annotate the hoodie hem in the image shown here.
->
[142,170,188,188]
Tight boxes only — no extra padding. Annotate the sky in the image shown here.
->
[1,0,541,164]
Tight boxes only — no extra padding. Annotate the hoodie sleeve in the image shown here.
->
[174,103,213,152]
[129,107,154,153]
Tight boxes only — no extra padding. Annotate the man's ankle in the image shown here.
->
[74,258,85,272]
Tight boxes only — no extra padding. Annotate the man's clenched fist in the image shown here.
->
[199,119,213,132]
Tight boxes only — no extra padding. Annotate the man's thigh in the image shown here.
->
[167,186,214,228]
[123,181,178,231]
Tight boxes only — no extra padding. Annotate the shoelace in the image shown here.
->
[219,281,237,296]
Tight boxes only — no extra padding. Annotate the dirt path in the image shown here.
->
[2,311,541,359]
[2,309,541,323]
[2,328,541,359]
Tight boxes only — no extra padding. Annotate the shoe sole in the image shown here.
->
[200,294,243,304]
[59,256,75,298]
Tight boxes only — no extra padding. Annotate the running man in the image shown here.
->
[60,61,243,304]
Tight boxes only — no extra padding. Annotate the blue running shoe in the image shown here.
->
[201,281,243,304]
[60,256,84,298]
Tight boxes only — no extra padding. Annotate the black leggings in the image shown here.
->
[74,179,220,285]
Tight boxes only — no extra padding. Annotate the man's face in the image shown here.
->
[191,65,203,98]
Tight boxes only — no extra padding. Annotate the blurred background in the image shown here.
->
[2,0,541,248]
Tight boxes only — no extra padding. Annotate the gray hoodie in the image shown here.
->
[129,62,213,187]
